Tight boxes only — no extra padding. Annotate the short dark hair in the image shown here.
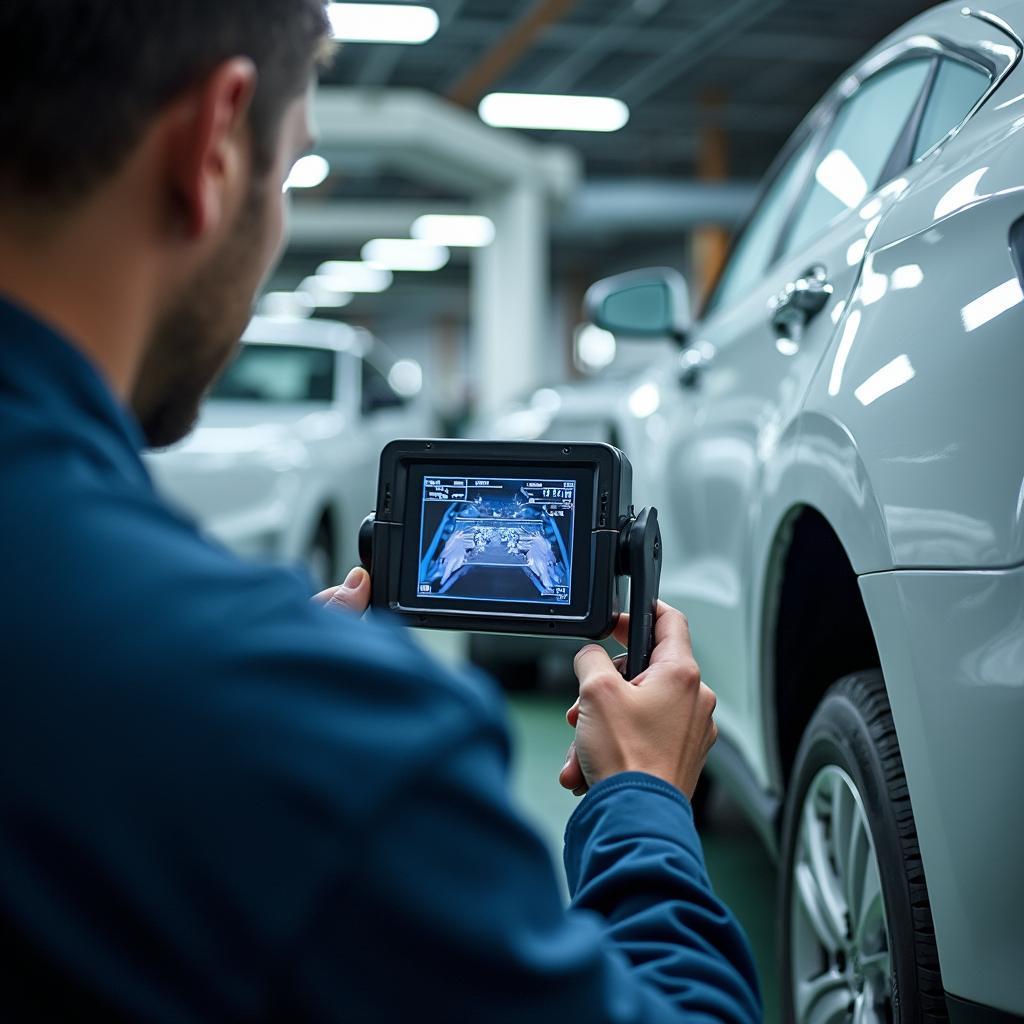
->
[0,1,331,207]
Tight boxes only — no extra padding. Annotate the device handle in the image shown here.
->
[359,513,376,572]
[622,507,662,681]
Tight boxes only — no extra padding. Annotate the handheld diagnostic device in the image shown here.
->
[359,440,662,679]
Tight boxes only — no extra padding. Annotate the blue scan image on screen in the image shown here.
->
[417,476,576,604]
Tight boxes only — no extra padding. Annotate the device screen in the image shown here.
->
[415,475,577,606]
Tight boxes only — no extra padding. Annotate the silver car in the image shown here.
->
[499,3,1024,1019]
[148,316,430,587]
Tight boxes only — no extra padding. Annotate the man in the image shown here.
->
[0,2,761,1020]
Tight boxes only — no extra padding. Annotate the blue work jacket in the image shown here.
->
[0,295,761,1022]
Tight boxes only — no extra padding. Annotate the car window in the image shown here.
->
[784,59,932,255]
[361,358,406,415]
[211,344,335,403]
[706,135,815,315]
[913,58,990,159]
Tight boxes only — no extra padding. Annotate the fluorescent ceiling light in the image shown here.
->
[627,382,661,419]
[328,3,439,44]
[315,261,393,294]
[301,277,353,309]
[934,167,987,220]
[284,155,329,191]
[531,388,562,414]
[815,149,868,209]
[960,277,1023,332]
[388,359,424,398]
[576,324,617,371]
[478,93,630,132]
[890,264,924,291]
[362,238,450,272]
[827,310,861,397]
[259,291,315,319]
[855,354,915,407]
[412,214,495,248]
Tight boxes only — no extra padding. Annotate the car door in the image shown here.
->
[670,53,942,764]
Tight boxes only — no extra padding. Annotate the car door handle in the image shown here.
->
[678,340,716,389]
[769,265,833,339]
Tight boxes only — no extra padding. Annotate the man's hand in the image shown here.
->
[314,567,371,615]
[558,603,717,801]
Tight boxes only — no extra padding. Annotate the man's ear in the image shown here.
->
[164,57,258,241]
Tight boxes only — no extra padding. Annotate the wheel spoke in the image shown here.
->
[802,798,849,946]
[852,992,868,1024]
[860,950,889,975]
[844,802,871,928]
[796,969,851,1024]
[855,857,886,953]
[830,774,855,894]
[795,862,844,954]
[859,983,890,1024]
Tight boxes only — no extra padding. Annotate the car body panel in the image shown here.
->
[803,183,1024,570]
[860,566,1024,1014]
[490,2,1024,1011]
[670,160,923,762]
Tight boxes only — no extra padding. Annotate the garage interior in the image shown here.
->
[277,0,984,1015]
[265,2,942,1017]
[16,0,1024,1019]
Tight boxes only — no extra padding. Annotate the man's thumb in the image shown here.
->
[318,567,371,614]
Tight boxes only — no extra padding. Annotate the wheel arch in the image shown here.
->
[760,504,882,796]
[755,410,893,793]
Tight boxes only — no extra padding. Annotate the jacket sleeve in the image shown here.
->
[566,773,762,1022]
[282,681,762,1024]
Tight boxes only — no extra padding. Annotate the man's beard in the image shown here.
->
[132,190,267,449]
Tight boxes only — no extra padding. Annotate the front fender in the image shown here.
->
[749,417,892,790]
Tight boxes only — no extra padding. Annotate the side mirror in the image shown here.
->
[584,267,691,345]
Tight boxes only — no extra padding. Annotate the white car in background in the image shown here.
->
[148,316,430,586]
[497,3,1024,1020]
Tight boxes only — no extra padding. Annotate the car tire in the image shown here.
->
[307,516,337,591]
[779,670,946,1023]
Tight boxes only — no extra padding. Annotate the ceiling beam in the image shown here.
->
[533,0,653,94]
[629,101,805,133]
[446,0,583,107]
[431,21,865,64]
[288,200,467,246]
[615,0,790,106]
[313,88,580,198]
[285,179,757,250]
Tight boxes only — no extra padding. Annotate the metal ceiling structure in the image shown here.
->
[319,0,939,191]
[277,0,943,373]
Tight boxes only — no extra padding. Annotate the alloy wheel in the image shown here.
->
[790,765,893,1023]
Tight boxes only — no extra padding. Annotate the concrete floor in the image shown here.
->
[507,694,781,1023]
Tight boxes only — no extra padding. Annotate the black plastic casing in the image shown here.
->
[366,439,633,639]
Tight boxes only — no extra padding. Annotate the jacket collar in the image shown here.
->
[0,293,149,477]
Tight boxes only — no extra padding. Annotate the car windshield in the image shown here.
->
[211,344,335,403]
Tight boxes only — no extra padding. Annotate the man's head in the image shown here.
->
[0,1,332,446]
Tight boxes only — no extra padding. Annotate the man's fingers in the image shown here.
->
[611,613,630,648]
[648,601,695,667]
[314,567,371,615]
[573,644,624,690]
[566,699,580,727]
[559,741,586,792]
[608,603,695,673]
